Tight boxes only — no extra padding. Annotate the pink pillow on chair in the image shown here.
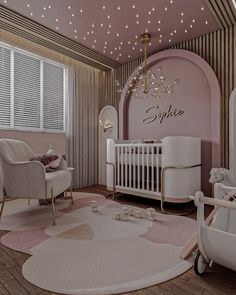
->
[31,154,65,172]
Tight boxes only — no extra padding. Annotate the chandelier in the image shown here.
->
[115,33,180,99]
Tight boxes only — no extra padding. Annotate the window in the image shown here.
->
[0,42,67,132]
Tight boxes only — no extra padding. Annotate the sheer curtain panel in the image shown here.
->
[66,64,101,188]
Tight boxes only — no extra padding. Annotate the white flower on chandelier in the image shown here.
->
[115,66,180,99]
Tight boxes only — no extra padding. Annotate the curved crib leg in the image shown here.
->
[0,192,6,219]
[160,167,198,216]
[70,186,74,204]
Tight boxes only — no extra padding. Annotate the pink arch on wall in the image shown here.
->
[119,49,221,167]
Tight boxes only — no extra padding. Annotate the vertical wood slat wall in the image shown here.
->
[101,26,236,167]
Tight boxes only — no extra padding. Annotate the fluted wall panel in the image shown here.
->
[102,26,236,167]
[205,0,236,29]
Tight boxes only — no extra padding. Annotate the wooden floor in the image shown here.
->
[0,186,236,295]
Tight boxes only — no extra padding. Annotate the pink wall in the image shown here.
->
[127,57,211,141]
[0,130,66,154]
[119,50,221,196]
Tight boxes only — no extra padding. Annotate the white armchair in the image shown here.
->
[0,139,73,225]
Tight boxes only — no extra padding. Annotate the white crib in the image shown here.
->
[107,136,201,212]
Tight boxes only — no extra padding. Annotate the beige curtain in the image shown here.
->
[66,64,102,188]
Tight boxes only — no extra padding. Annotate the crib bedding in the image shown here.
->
[118,153,162,167]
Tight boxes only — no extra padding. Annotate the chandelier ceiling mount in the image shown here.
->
[140,33,151,94]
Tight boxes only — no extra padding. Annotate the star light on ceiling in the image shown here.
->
[0,0,214,63]
[232,0,236,9]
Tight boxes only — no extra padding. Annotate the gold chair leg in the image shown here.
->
[0,192,6,220]
[51,188,56,226]
[70,186,74,204]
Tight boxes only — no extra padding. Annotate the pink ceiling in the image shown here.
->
[0,0,219,64]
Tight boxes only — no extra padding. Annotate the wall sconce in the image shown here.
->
[99,119,113,132]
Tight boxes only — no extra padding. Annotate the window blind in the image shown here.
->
[0,47,11,127]
[43,62,64,131]
[0,42,66,132]
[14,51,41,129]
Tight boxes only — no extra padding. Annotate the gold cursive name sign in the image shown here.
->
[142,105,184,124]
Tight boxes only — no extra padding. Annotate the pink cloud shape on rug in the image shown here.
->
[56,223,94,240]
[101,200,121,209]
[0,212,64,231]
[60,196,107,213]
[1,229,50,254]
[140,214,196,246]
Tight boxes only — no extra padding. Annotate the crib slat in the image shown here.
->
[125,147,128,187]
[121,146,124,187]
[156,146,159,193]
[138,146,140,189]
[152,146,154,192]
[142,146,145,190]
[129,146,132,188]
[117,146,120,186]
[133,146,136,188]
[147,146,149,191]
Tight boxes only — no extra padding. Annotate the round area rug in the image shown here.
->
[0,193,196,295]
